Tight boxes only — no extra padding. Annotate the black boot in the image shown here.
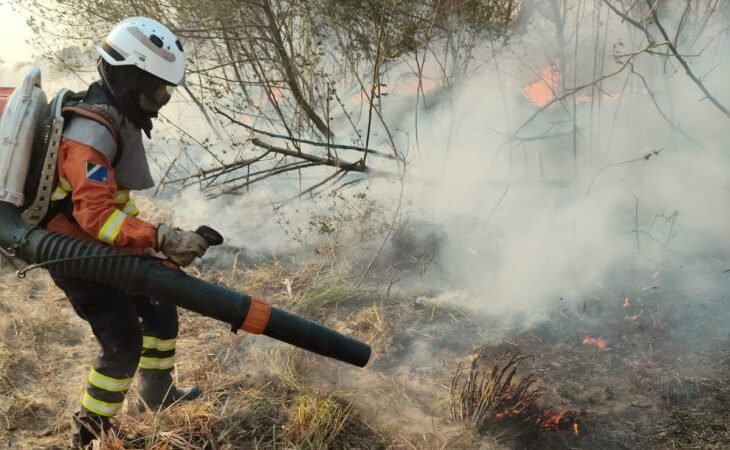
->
[138,369,202,409]
[71,411,112,449]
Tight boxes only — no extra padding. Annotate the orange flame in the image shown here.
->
[582,336,607,350]
[623,298,631,308]
[536,409,578,432]
[521,63,619,107]
[573,420,580,435]
[494,385,530,420]
[522,64,559,107]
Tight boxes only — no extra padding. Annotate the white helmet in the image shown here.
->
[98,17,186,86]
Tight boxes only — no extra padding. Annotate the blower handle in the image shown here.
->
[195,225,224,246]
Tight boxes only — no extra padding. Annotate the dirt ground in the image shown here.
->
[0,249,728,449]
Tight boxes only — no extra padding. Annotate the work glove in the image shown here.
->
[156,224,210,267]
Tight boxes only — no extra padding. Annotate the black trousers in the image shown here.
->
[50,272,179,417]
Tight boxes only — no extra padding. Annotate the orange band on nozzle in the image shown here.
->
[241,297,271,334]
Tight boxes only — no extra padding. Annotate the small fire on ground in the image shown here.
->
[495,391,581,436]
[451,350,582,442]
[536,409,581,435]
[582,336,608,351]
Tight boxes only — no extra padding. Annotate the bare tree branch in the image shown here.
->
[259,0,333,138]
[250,138,369,173]
[602,0,730,119]
[214,107,395,159]
[644,0,730,118]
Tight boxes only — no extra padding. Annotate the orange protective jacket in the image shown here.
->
[45,138,158,250]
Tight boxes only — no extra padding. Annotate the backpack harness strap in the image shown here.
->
[61,104,124,166]
[44,102,124,227]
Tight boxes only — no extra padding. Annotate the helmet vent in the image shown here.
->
[150,34,164,48]
[175,40,184,52]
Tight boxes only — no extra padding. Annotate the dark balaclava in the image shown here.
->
[96,59,172,138]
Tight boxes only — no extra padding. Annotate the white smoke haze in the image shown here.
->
[3,1,728,323]
[354,1,729,321]
[156,2,730,330]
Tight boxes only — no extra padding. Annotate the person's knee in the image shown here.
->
[154,300,179,337]
[106,330,143,375]
[129,331,144,358]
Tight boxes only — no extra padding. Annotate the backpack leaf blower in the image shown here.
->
[0,68,371,368]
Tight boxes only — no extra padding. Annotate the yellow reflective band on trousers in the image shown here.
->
[97,209,127,245]
[139,356,175,370]
[142,336,176,351]
[88,369,132,392]
[82,391,123,417]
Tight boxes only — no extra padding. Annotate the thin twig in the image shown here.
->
[629,64,700,146]
[363,5,387,167]
[584,149,662,200]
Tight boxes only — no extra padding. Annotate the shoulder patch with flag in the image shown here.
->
[86,162,109,183]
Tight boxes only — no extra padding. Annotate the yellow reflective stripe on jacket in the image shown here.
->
[88,369,132,392]
[97,210,127,244]
[114,189,139,216]
[51,186,69,201]
[122,200,140,216]
[114,190,130,204]
[142,336,176,351]
[51,177,73,201]
[81,391,123,417]
[139,356,175,370]
[59,177,72,191]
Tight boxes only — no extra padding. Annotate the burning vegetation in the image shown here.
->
[450,349,580,444]
[450,351,540,438]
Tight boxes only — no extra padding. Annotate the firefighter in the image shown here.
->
[43,17,209,447]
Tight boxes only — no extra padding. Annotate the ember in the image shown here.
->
[536,409,578,432]
[582,336,608,350]
[494,386,530,420]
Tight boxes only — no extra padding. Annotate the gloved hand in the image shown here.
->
[156,224,210,267]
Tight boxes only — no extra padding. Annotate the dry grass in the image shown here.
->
[348,305,391,356]
[91,372,383,450]
[284,393,353,449]
[295,284,363,315]
[0,339,12,393]
[105,383,286,449]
